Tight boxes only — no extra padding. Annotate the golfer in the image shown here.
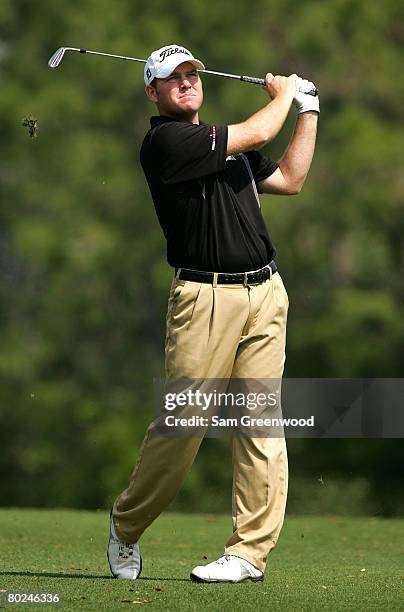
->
[107,44,319,583]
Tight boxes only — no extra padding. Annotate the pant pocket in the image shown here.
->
[272,273,289,311]
[165,281,203,369]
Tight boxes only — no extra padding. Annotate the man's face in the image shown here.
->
[145,61,203,122]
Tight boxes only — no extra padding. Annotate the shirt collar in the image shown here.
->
[150,115,205,127]
[150,115,177,127]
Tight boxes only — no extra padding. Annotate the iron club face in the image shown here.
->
[48,47,81,68]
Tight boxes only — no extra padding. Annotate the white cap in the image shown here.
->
[144,44,205,85]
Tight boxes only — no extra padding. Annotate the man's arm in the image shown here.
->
[227,74,297,156]
[258,111,318,195]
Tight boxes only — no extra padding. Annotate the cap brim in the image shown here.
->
[157,58,205,78]
[190,59,205,71]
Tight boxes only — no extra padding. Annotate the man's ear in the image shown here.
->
[145,84,158,103]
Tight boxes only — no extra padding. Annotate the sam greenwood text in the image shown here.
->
[164,415,315,427]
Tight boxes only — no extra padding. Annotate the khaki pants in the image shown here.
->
[113,270,289,573]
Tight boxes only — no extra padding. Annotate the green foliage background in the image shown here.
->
[0,0,403,515]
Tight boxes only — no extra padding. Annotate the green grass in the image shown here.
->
[0,509,403,611]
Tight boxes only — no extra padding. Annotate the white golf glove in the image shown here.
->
[294,77,320,114]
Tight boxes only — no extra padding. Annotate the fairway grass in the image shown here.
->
[0,509,403,611]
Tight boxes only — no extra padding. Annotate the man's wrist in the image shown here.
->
[295,97,320,114]
[297,110,319,117]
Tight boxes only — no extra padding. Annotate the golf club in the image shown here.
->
[48,47,318,96]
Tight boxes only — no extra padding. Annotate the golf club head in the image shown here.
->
[48,47,80,68]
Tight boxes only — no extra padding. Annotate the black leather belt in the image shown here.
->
[175,261,277,285]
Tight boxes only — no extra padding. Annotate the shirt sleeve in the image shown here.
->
[152,122,228,184]
[244,150,278,193]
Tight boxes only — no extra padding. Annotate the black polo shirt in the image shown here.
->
[140,115,278,272]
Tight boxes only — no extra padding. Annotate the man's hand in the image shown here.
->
[294,78,320,114]
[264,73,297,102]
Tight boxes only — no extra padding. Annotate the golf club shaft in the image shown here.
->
[77,50,265,85]
[48,47,318,95]
[80,48,146,64]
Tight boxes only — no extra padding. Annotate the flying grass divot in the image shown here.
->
[22,116,38,138]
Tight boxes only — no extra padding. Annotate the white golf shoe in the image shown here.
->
[190,554,263,583]
[107,512,142,579]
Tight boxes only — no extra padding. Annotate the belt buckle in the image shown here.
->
[250,269,263,286]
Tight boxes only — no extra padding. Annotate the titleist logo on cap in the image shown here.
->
[144,45,205,85]
[159,47,191,62]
